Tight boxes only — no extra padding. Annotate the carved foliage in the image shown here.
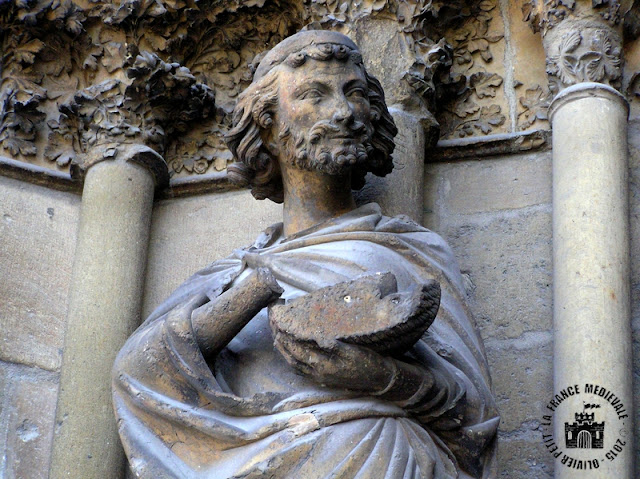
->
[518,85,551,130]
[546,26,622,91]
[522,0,577,35]
[436,0,507,138]
[523,0,624,34]
[442,81,506,138]
[47,53,214,168]
[0,78,46,156]
[1,0,510,176]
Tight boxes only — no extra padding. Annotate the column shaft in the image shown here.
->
[357,108,425,221]
[49,160,155,478]
[550,83,632,478]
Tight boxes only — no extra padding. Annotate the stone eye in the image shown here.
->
[347,87,366,99]
[299,89,323,100]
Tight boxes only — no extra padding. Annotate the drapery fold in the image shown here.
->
[113,203,498,478]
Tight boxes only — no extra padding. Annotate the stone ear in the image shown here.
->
[259,126,279,156]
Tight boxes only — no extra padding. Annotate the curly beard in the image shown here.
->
[278,119,374,175]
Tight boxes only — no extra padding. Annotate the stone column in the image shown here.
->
[549,82,631,478]
[44,53,211,478]
[527,1,634,477]
[358,108,426,222]
[49,145,168,478]
[351,17,442,222]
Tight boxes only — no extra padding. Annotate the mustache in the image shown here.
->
[308,119,369,145]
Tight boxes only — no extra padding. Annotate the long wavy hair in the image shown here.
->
[224,44,398,204]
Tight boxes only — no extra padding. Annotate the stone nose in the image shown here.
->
[331,97,354,125]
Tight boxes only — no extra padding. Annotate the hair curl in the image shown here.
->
[225,44,397,203]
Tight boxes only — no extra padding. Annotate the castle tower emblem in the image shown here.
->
[565,407,605,449]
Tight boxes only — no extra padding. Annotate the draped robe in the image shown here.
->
[113,203,499,478]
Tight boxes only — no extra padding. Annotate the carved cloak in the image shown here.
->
[113,203,499,478]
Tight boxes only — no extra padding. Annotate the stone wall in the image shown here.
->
[0,176,79,479]
[141,190,282,318]
[425,150,554,478]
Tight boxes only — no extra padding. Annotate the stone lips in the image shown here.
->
[269,272,441,354]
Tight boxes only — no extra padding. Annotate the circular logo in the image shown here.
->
[541,383,629,470]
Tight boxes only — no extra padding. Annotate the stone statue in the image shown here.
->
[113,30,499,478]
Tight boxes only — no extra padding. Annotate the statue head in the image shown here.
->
[225,30,398,203]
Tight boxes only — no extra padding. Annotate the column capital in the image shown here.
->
[57,52,215,188]
[70,143,169,189]
[523,0,634,93]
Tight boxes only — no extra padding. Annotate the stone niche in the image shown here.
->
[1,0,640,478]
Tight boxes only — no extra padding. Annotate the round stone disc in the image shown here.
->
[269,272,440,354]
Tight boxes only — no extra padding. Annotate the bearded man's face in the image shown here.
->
[271,57,375,175]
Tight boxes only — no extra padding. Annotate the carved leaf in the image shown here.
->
[589,30,622,82]
[469,72,503,98]
[82,43,104,71]
[144,32,169,52]
[473,104,505,134]
[478,0,496,11]
[559,30,582,54]
[546,55,560,76]
[584,53,605,82]
[1,136,37,156]
[455,50,473,65]
[522,2,541,32]
[467,38,489,54]
[101,42,125,73]
[626,65,640,93]
[480,48,493,62]
[518,85,549,129]
[14,39,46,65]
[452,98,480,118]
[559,54,578,84]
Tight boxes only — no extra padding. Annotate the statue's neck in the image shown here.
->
[280,165,356,237]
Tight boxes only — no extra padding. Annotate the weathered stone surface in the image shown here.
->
[442,206,553,340]
[0,362,58,479]
[142,190,282,318]
[50,160,157,479]
[632,328,640,469]
[270,273,440,354]
[193,268,283,357]
[425,152,552,217]
[628,119,640,304]
[506,0,550,131]
[422,162,444,232]
[550,85,633,479]
[0,175,79,371]
[498,436,554,479]
[355,109,426,222]
[485,331,553,433]
[437,0,509,139]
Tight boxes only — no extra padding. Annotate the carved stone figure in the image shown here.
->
[113,30,499,478]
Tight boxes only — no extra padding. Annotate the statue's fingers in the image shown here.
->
[274,333,316,376]
[274,332,307,363]
[332,340,377,363]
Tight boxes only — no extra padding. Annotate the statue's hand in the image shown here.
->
[274,331,395,392]
[274,332,436,407]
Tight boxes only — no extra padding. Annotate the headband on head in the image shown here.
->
[253,30,360,80]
